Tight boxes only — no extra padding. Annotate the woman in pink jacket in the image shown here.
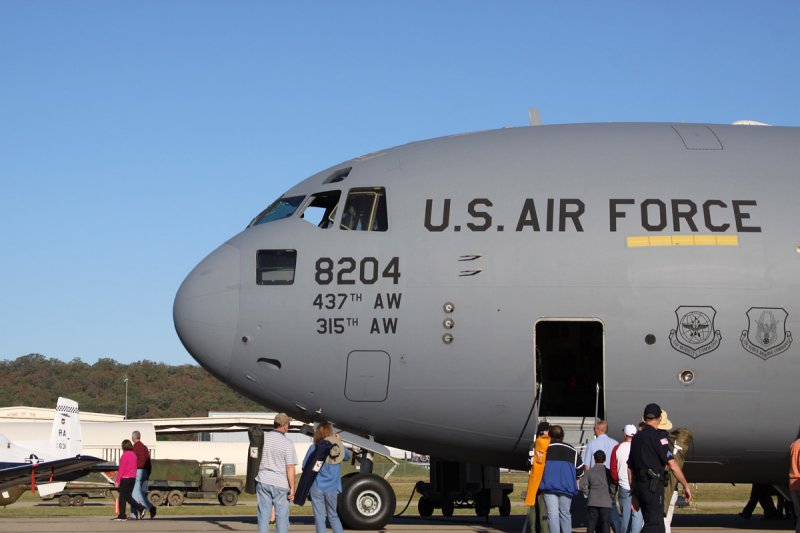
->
[114,439,146,520]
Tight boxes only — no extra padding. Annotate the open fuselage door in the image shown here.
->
[534,319,605,453]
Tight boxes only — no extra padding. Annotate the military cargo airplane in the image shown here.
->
[174,122,799,528]
[0,397,104,506]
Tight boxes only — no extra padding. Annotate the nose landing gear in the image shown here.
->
[338,473,396,530]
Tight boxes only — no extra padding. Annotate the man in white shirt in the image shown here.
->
[256,413,298,533]
[611,424,643,533]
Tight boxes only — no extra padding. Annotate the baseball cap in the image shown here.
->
[624,424,637,437]
[643,403,662,419]
[274,413,292,427]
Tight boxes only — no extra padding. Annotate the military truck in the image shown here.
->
[39,474,115,506]
[146,459,242,506]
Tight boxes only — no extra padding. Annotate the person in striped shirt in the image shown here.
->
[256,413,298,533]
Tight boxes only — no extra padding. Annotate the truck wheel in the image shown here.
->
[417,496,434,517]
[499,495,511,516]
[148,490,165,507]
[58,494,71,507]
[167,490,185,506]
[441,500,454,517]
[219,490,239,506]
[73,495,85,506]
[338,473,396,530]
[474,491,490,517]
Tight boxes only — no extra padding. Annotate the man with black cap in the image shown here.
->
[627,403,692,533]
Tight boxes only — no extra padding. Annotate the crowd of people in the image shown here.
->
[111,407,800,533]
[527,403,800,533]
[527,403,692,533]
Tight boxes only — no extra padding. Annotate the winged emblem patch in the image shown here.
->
[740,307,792,360]
[669,306,721,358]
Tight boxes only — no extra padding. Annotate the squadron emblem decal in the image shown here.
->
[740,307,793,360]
[669,306,722,358]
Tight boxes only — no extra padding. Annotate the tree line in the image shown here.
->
[0,354,265,419]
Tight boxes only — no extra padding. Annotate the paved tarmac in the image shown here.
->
[0,514,795,533]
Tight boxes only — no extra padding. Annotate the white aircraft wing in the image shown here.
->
[0,455,105,492]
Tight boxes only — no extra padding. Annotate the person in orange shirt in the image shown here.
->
[790,437,800,533]
[526,421,551,533]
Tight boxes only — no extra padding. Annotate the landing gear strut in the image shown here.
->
[335,435,399,530]
[415,458,513,518]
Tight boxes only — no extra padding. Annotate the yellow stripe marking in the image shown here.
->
[626,235,740,248]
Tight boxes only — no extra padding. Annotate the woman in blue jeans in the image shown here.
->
[302,423,350,533]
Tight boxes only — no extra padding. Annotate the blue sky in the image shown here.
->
[1,2,799,366]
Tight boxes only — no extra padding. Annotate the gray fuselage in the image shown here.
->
[174,123,800,484]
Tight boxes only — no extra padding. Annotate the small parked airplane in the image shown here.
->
[0,397,103,506]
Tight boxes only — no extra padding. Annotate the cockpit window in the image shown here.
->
[340,187,388,231]
[250,195,305,227]
[298,191,341,229]
[256,249,296,285]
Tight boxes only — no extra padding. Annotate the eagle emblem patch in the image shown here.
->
[669,306,722,358]
[740,307,793,360]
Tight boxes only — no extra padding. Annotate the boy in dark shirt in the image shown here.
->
[581,450,615,533]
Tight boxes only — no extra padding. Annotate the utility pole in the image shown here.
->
[124,377,129,420]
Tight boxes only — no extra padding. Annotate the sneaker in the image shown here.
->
[149,507,157,519]
[112,517,127,521]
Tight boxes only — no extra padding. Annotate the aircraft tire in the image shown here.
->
[338,473,396,530]
[417,496,434,517]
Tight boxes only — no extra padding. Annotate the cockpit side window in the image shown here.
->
[250,195,305,227]
[340,187,388,232]
[298,191,341,228]
[256,249,296,285]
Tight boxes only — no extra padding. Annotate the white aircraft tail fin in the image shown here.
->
[49,397,82,457]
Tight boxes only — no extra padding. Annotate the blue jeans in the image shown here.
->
[619,487,643,533]
[310,485,344,533]
[611,496,621,533]
[133,469,154,512]
[257,482,290,533]
[543,493,572,533]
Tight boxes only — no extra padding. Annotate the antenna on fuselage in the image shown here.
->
[529,108,542,126]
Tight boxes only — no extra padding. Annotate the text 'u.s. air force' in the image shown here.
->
[424,198,761,233]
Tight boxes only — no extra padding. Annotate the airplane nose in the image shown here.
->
[173,243,241,379]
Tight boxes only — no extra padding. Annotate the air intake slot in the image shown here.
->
[323,167,352,184]
[257,358,282,370]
